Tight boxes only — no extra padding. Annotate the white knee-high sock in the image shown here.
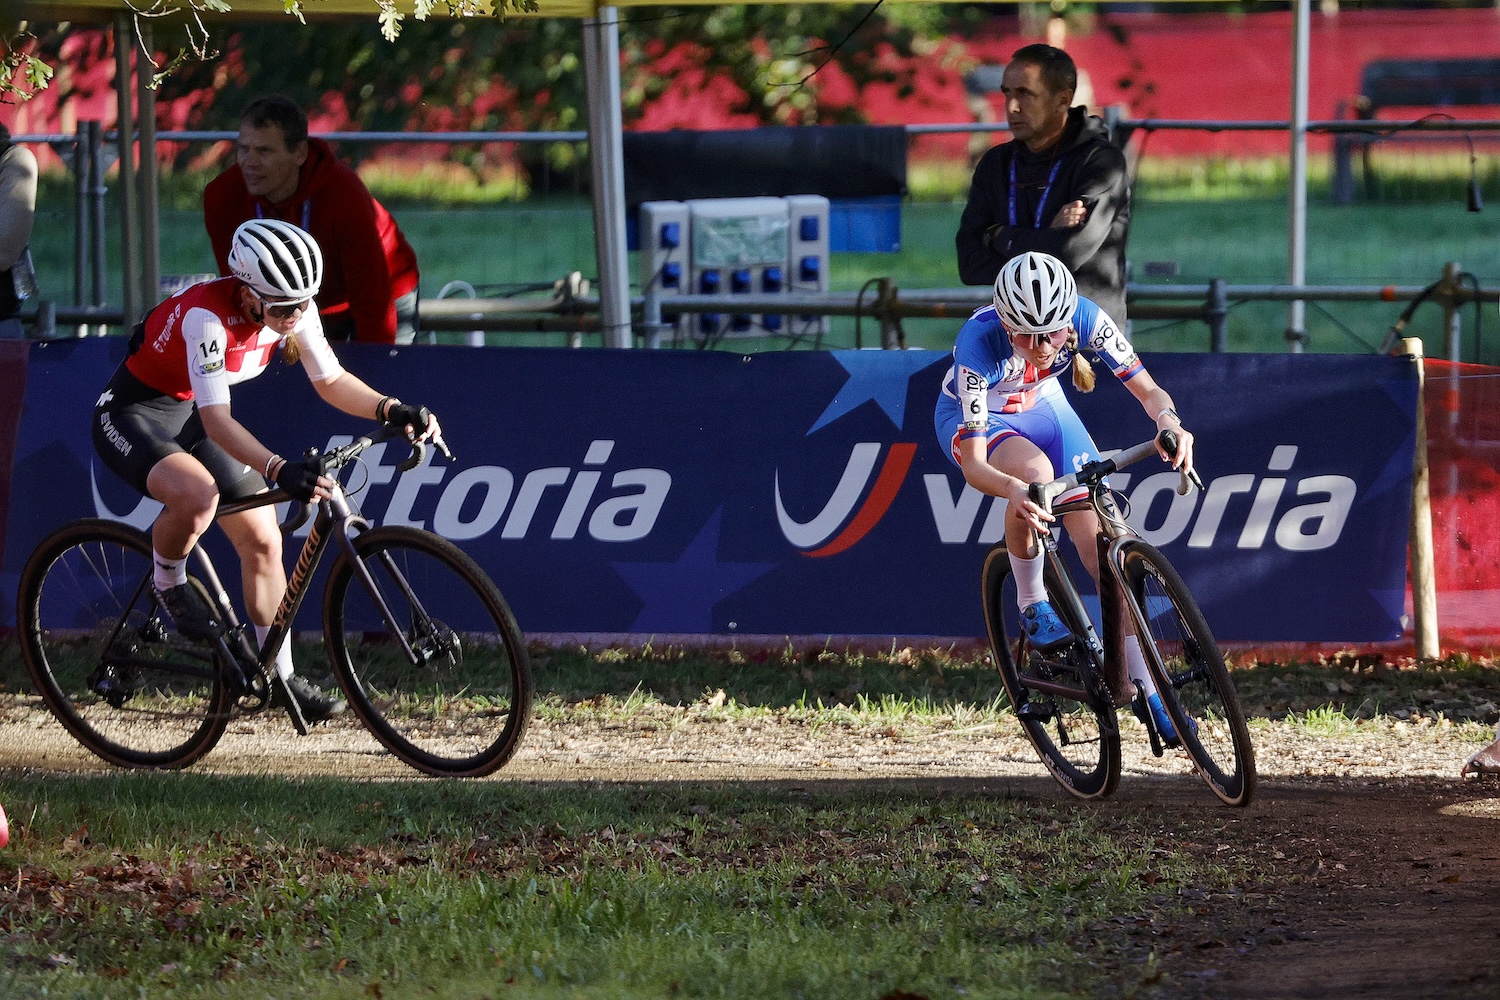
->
[1123,634,1159,699]
[255,624,295,680]
[1009,550,1048,610]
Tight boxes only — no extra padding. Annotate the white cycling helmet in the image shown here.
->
[993,251,1077,335]
[228,219,323,303]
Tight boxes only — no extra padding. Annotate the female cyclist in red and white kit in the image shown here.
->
[92,219,440,722]
[935,251,1196,742]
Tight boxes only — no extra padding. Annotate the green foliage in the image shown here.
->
[139,3,952,183]
[0,26,53,102]
[1226,650,1500,738]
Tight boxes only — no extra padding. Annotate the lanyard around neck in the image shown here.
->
[1008,153,1064,230]
[255,200,311,231]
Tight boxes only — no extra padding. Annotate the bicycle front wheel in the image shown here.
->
[983,543,1121,799]
[15,518,232,769]
[1121,542,1256,807]
[324,526,533,777]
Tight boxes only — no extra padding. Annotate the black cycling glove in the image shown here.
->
[275,456,325,503]
[386,402,433,436]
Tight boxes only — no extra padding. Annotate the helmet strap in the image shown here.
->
[239,284,266,325]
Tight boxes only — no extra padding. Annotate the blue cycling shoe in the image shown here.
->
[1021,601,1073,652]
[1147,692,1179,744]
[1141,692,1197,747]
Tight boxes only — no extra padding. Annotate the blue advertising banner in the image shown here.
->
[1,338,1417,641]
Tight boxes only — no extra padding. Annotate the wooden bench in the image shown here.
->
[1332,57,1500,203]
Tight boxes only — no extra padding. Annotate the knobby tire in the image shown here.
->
[16,518,232,769]
[983,542,1121,800]
[1121,541,1256,807]
[323,525,534,777]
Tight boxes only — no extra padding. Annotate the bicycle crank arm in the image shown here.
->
[272,671,311,736]
[1015,672,1090,704]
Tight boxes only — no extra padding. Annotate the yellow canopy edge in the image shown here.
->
[15,0,1230,25]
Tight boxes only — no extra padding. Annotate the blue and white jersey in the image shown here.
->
[938,294,1143,428]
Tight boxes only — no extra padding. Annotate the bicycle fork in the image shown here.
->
[1100,534,1176,756]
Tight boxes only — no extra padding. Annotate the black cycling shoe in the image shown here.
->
[283,674,347,725]
[153,583,224,641]
[88,664,132,708]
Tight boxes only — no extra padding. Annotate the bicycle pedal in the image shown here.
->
[1016,700,1055,723]
[1129,683,1168,758]
[271,674,312,736]
[88,666,131,708]
[137,618,170,644]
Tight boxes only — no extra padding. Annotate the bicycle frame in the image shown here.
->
[1029,437,1197,713]
[185,425,437,734]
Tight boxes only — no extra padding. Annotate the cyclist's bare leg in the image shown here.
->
[216,502,285,630]
[991,436,1054,560]
[145,453,220,561]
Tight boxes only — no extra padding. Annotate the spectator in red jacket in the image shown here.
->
[204,97,421,345]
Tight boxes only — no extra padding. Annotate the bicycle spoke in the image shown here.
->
[326,526,532,777]
[983,545,1120,799]
[1124,543,1256,807]
[17,520,231,768]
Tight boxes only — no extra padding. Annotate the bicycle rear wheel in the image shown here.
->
[16,518,232,769]
[1121,542,1256,807]
[983,543,1121,799]
[324,525,533,777]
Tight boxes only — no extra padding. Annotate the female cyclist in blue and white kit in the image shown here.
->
[935,251,1196,740]
[92,219,440,723]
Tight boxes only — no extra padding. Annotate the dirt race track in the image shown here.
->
[4,705,1500,999]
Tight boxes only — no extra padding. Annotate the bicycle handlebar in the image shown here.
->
[276,421,455,531]
[315,420,455,475]
[1029,430,1200,513]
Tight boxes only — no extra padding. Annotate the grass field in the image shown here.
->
[2,642,1497,999]
[26,166,1500,360]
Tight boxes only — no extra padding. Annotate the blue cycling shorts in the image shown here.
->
[934,392,1102,496]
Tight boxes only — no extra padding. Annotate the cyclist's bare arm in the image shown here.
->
[313,370,443,443]
[196,403,287,483]
[1123,370,1194,476]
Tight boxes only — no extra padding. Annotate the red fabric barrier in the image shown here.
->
[1421,360,1500,650]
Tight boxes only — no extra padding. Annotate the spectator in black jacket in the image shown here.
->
[956,44,1131,329]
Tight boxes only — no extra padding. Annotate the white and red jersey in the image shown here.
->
[125,276,342,407]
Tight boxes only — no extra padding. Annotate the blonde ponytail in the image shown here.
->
[1069,330,1096,393]
[282,334,301,366]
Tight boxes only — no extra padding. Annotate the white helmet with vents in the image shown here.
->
[228,219,323,303]
[993,251,1077,335]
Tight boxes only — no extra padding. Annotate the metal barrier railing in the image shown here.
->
[15,117,1499,350]
[31,270,1493,358]
[416,270,1496,356]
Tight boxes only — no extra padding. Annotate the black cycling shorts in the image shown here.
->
[92,365,264,502]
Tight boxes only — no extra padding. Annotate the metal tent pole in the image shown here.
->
[1286,0,1310,353]
[89,120,108,334]
[137,20,161,310]
[114,12,139,330]
[582,6,633,349]
[73,121,89,326]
